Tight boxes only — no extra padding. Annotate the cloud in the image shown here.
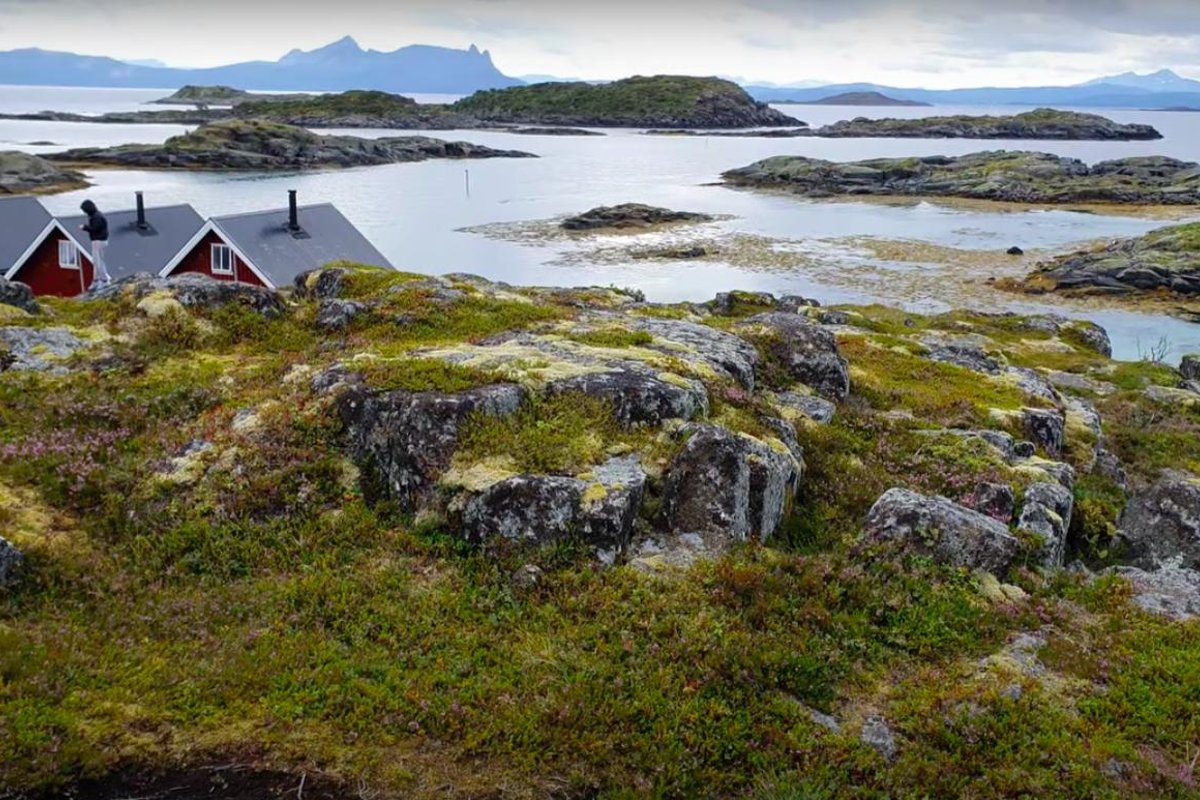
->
[0,0,1197,87]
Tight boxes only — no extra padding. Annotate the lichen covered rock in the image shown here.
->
[1018,481,1075,569]
[451,456,647,559]
[0,278,39,314]
[735,312,850,401]
[864,488,1021,574]
[338,383,528,510]
[1117,472,1200,570]
[661,424,803,550]
[546,370,708,427]
[0,536,23,588]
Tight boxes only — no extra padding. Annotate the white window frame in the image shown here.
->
[58,239,81,270]
[210,243,235,276]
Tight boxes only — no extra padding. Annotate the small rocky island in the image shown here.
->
[0,151,87,194]
[723,151,1200,204]
[452,75,803,128]
[561,203,715,231]
[44,119,535,171]
[801,91,932,107]
[810,108,1162,140]
[1020,222,1200,296]
[151,85,310,106]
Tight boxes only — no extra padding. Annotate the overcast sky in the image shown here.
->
[1,0,1198,87]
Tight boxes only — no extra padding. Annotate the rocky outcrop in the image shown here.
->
[626,317,760,390]
[546,370,708,428]
[1018,481,1075,569]
[451,457,646,559]
[723,152,1200,206]
[1116,472,1200,570]
[90,274,286,317]
[316,299,366,331]
[337,383,528,510]
[1023,222,1200,296]
[0,536,23,588]
[1114,561,1200,620]
[661,424,803,549]
[735,312,850,401]
[561,204,714,231]
[0,278,39,314]
[864,488,1021,575]
[0,327,86,373]
[0,151,87,194]
[453,75,803,129]
[974,482,1016,523]
[808,109,1161,141]
[1023,408,1065,457]
[1182,354,1200,382]
[47,120,535,172]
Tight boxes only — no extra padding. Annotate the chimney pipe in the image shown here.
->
[135,191,147,230]
[288,190,299,231]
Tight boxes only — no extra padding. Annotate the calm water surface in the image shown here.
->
[3,86,1198,359]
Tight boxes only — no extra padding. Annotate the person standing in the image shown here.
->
[79,199,111,289]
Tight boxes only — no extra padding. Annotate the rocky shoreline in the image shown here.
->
[650,109,1161,140]
[723,151,1200,205]
[808,109,1162,140]
[0,151,88,194]
[1020,222,1200,296]
[43,119,535,171]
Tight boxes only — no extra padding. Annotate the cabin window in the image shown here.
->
[58,240,80,270]
[211,243,235,275]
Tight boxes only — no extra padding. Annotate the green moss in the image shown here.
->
[562,327,654,348]
[456,394,621,475]
[840,336,1032,428]
[358,358,503,394]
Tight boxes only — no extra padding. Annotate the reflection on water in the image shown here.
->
[2,86,1199,360]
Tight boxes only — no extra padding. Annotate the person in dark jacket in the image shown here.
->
[79,199,112,288]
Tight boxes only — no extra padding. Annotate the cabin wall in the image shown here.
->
[10,231,94,297]
[171,231,267,287]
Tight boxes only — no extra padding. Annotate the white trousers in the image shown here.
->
[91,240,111,282]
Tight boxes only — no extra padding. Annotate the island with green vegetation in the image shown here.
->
[1020,221,1200,296]
[1,262,1199,797]
[800,91,932,107]
[723,151,1200,204]
[150,84,311,106]
[0,151,88,194]
[810,108,1162,140]
[43,119,535,171]
[452,75,803,128]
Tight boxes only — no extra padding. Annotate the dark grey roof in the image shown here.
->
[212,203,393,288]
[0,196,52,275]
[59,204,204,279]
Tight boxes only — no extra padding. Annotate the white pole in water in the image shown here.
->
[465,169,471,198]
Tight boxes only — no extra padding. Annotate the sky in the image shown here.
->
[1,0,1199,88]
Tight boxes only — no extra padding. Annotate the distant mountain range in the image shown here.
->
[744,70,1200,109]
[1,40,1198,111]
[0,36,521,94]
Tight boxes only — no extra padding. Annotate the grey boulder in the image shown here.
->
[1023,408,1065,457]
[1017,481,1075,569]
[453,456,646,559]
[1113,560,1200,620]
[547,370,708,428]
[0,278,39,314]
[864,488,1021,575]
[338,383,528,510]
[1116,472,1200,570]
[735,312,850,401]
[662,424,803,550]
[0,536,23,588]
